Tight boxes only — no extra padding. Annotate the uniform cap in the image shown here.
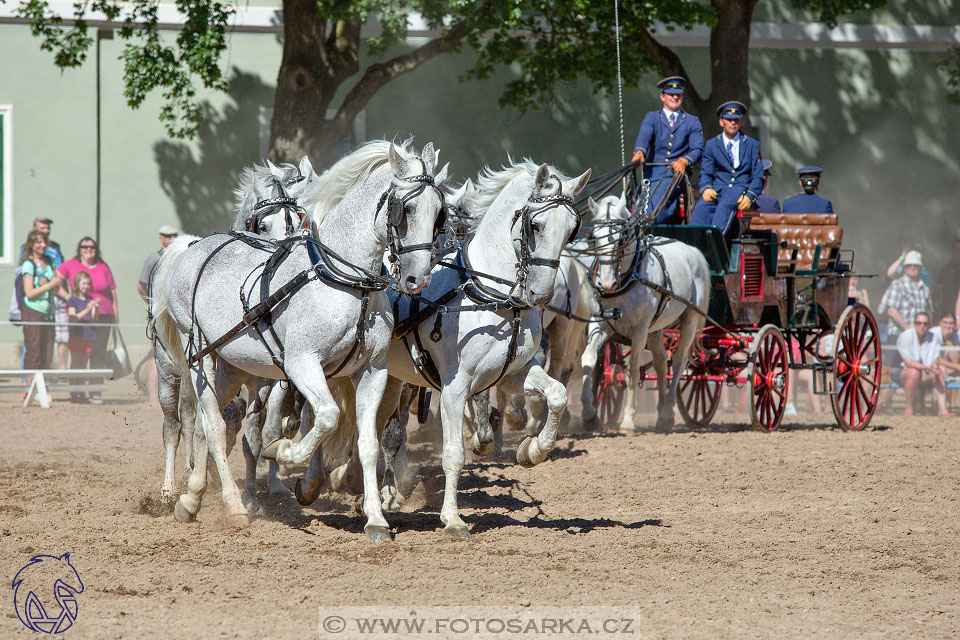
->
[761,159,773,174]
[657,76,686,95]
[158,224,179,236]
[716,101,746,119]
[795,166,823,177]
[902,250,923,267]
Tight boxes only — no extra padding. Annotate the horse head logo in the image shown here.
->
[12,553,84,634]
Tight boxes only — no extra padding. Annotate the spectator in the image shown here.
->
[57,237,118,405]
[894,311,949,417]
[932,312,960,412]
[878,250,933,366]
[847,274,870,307]
[17,217,68,369]
[66,272,99,403]
[20,230,63,370]
[886,240,934,286]
[137,225,178,302]
[938,238,960,315]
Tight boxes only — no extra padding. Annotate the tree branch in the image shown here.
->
[333,6,488,130]
[634,26,708,114]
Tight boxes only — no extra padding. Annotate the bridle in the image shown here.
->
[378,164,448,279]
[244,169,307,236]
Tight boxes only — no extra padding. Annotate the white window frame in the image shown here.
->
[0,105,12,265]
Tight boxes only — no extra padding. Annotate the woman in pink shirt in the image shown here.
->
[58,237,118,404]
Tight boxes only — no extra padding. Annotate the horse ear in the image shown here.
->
[449,179,470,207]
[618,191,627,208]
[388,144,409,178]
[253,174,271,201]
[421,142,436,174]
[266,160,282,178]
[299,155,314,178]
[587,197,599,215]
[565,169,592,196]
[535,164,551,191]
[434,162,449,186]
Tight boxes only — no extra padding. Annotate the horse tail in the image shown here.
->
[149,235,199,374]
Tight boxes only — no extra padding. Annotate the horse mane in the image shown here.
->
[300,138,419,226]
[463,157,572,227]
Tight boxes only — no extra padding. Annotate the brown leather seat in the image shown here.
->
[749,213,842,271]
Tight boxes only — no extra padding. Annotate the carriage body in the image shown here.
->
[596,212,881,432]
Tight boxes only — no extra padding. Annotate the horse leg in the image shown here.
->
[661,311,703,432]
[580,323,608,430]
[351,366,392,541]
[262,381,293,495]
[468,390,496,457]
[499,361,567,468]
[242,381,272,513]
[159,365,181,502]
[497,388,527,431]
[437,385,471,538]
[179,377,198,476]
[646,331,673,433]
[377,378,409,511]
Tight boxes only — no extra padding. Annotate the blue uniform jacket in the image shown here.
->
[697,134,764,202]
[782,193,833,213]
[633,110,704,171]
[753,193,781,213]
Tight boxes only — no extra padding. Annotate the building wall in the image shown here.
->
[0,13,958,358]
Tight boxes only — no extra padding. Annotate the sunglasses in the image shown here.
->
[915,320,930,326]
[80,245,96,250]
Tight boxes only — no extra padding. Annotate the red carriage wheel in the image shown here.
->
[591,339,628,429]
[830,304,881,431]
[747,324,789,431]
[677,365,721,426]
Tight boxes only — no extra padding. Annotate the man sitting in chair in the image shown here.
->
[783,166,833,213]
[894,311,951,417]
[690,101,763,234]
[752,160,781,213]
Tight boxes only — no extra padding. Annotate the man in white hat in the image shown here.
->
[879,249,933,384]
[135,225,178,405]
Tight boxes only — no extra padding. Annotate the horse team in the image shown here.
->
[149,140,710,541]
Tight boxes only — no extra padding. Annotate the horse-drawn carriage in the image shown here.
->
[586,171,881,433]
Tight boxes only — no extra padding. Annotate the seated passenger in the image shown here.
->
[690,101,763,234]
[782,166,833,213]
[752,159,781,213]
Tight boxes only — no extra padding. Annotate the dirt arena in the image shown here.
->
[2,380,958,639]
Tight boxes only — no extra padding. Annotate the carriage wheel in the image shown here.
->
[747,324,789,432]
[591,340,628,429]
[677,365,721,426]
[831,304,881,431]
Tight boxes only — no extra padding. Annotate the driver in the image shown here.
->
[690,101,764,234]
[631,76,704,223]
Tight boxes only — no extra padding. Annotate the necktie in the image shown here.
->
[726,141,734,165]
[669,113,676,127]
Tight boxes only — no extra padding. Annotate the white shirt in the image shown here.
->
[896,328,941,367]
[662,108,681,127]
[930,326,959,356]
[722,132,741,168]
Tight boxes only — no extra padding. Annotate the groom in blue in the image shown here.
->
[631,76,704,222]
[691,101,764,234]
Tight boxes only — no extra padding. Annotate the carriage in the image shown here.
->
[591,192,881,433]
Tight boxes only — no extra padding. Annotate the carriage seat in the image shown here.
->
[748,213,842,272]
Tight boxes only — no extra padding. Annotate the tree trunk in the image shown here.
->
[704,0,757,138]
[269,0,359,165]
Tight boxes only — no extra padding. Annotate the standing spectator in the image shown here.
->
[886,241,934,286]
[137,225,178,302]
[17,217,68,368]
[20,230,62,370]
[894,312,950,417]
[66,272,99,403]
[937,238,960,315]
[57,237,118,404]
[878,250,933,361]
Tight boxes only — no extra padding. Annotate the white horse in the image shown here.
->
[156,160,312,501]
[296,160,590,538]
[152,141,447,540]
[579,193,711,433]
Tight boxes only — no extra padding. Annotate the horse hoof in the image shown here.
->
[472,438,495,457]
[506,409,527,431]
[443,525,471,539]
[241,491,264,518]
[582,415,600,432]
[294,478,317,506]
[515,437,540,468]
[229,511,254,528]
[365,525,392,543]
[260,438,284,461]
[654,419,674,434]
[173,500,196,523]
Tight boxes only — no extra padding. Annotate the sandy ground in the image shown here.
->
[1,379,958,639]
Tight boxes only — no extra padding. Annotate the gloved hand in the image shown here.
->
[737,194,752,210]
[631,150,645,166]
[701,188,717,202]
[670,157,688,173]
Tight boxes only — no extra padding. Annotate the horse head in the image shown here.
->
[234,158,316,240]
[587,192,630,292]
[384,141,449,294]
[514,163,591,306]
